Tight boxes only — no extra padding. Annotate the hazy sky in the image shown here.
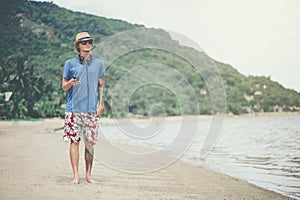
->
[37,0,300,91]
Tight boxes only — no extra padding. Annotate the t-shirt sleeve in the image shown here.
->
[99,61,106,79]
[63,60,71,80]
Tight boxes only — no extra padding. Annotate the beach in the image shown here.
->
[0,118,293,200]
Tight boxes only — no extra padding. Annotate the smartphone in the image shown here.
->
[73,76,79,82]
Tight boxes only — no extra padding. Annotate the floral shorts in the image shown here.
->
[63,112,99,145]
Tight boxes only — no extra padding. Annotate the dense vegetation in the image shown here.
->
[0,0,299,119]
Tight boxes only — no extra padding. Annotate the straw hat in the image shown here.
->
[73,32,95,52]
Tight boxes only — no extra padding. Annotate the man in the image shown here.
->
[62,32,105,184]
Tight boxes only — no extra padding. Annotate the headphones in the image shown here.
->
[78,54,93,65]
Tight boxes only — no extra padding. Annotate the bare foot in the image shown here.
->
[86,177,97,184]
[71,177,80,184]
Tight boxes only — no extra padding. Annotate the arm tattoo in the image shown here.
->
[98,79,105,106]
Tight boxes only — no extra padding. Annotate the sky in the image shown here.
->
[37,0,300,92]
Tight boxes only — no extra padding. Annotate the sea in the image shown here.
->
[57,114,300,199]
[96,114,300,199]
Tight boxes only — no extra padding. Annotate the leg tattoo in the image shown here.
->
[85,146,94,171]
[85,145,96,183]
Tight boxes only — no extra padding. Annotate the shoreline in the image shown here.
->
[1,111,298,124]
[99,111,300,126]
[0,118,293,199]
[230,111,300,118]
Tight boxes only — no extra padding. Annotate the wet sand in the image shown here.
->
[0,118,293,200]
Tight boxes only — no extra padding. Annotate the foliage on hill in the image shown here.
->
[0,0,299,119]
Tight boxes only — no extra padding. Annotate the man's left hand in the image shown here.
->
[96,105,103,117]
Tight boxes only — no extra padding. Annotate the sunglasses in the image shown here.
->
[79,40,93,45]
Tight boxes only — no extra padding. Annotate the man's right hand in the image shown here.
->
[62,77,80,91]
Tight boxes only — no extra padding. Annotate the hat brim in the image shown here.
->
[78,37,95,42]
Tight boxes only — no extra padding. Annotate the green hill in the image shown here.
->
[0,0,299,119]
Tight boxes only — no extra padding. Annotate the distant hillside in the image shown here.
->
[0,0,299,118]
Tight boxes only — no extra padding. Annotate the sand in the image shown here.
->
[0,118,293,200]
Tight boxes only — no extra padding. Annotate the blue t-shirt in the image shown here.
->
[63,57,106,112]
